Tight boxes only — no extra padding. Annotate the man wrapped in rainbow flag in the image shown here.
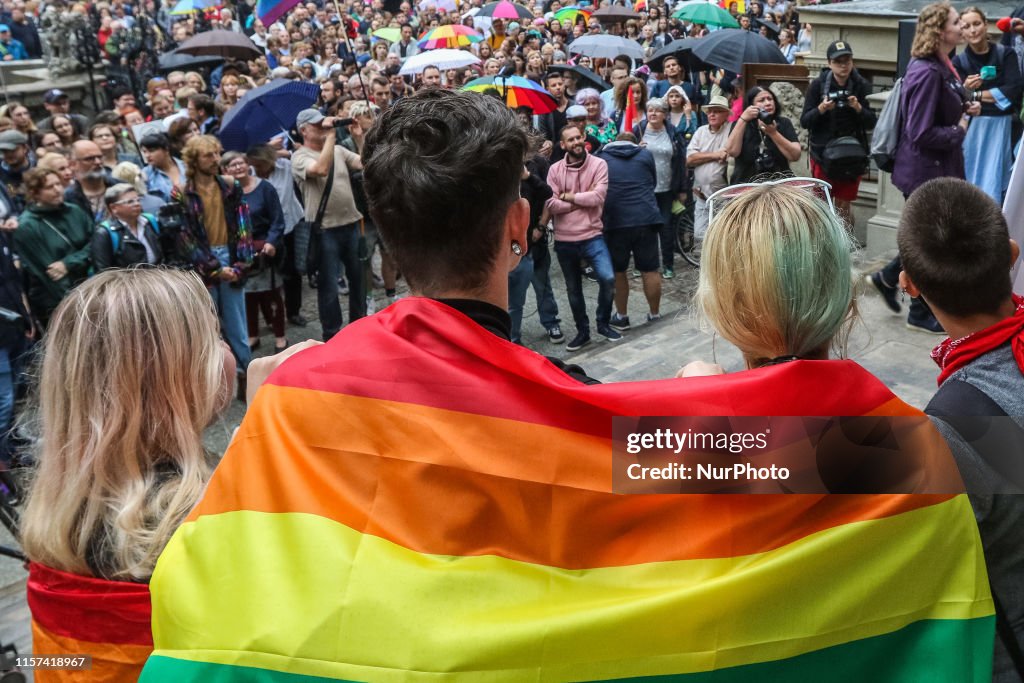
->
[141,89,995,682]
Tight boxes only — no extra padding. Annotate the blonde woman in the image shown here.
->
[36,152,75,189]
[689,183,855,373]
[22,268,230,678]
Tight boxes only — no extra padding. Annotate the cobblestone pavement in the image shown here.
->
[0,246,941,661]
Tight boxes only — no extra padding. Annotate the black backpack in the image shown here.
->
[819,71,870,181]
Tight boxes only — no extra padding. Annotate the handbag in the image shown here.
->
[293,155,335,276]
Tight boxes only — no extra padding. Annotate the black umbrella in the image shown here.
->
[548,64,611,91]
[691,28,786,74]
[646,37,704,72]
[157,50,225,72]
[753,17,781,40]
[592,5,642,23]
[176,29,262,61]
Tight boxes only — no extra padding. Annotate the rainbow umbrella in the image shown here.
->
[553,6,591,24]
[462,75,558,114]
[417,25,483,49]
[476,0,534,20]
[633,0,645,11]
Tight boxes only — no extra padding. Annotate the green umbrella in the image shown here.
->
[372,27,402,42]
[672,3,740,28]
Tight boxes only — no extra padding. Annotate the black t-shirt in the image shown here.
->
[729,115,799,184]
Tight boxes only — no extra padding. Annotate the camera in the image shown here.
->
[334,117,355,129]
[156,202,186,259]
[754,149,776,173]
[757,108,775,125]
[828,89,851,107]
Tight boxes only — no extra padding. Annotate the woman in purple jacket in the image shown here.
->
[869,1,982,334]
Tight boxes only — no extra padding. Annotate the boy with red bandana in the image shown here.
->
[897,176,1024,681]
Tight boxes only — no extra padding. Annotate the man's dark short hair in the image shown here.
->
[898,177,1013,317]
[559,124,580,140]
[384,65,402,78]
[110,86,134,101]
[613,54,633,69]
[616,132,637,143]
[422,65,441,77]
[362,89,528,295]
[542,71,563,87]
[189,93,216,117]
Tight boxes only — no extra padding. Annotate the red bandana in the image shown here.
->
[931,294,1024,386]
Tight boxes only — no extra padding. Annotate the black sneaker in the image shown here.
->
[583,265,597,282]
[598,325,623,342]
[288,314,308,327]
[548,325,565,344]
[866,272,901,314]
[609,312,630,331]
[566,331,591,352]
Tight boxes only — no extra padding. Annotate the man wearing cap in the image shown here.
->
[38,89,89,137]
[800,40,875,226]
[140,133,186,203]
[0,24,27,61]
[388,24,420,61]
[291,108,366,341]
[0,130,33,214]
[685,94,732,240]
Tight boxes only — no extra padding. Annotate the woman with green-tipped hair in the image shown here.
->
[679,180,857,376]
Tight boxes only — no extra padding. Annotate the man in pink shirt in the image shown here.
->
[546,126,619,351]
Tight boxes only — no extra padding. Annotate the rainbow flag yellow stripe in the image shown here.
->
[142,299,994,682]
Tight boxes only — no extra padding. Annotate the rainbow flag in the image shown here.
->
[142,298,994,681]
[28,562,152,682]
[256,0,301,29]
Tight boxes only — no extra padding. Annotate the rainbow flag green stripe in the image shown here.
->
[142,300,995,681]
[146,616,995,682]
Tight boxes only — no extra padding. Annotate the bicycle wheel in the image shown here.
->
[676,210,702,269]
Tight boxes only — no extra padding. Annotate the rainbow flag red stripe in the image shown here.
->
[28,562,152,682]
[142,298,994,682]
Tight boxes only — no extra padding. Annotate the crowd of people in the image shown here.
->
[0,0,1021,679]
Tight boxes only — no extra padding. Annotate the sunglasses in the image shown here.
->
[706,177,834,229]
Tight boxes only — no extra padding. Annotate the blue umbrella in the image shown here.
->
[218,79,321,152]
[171,0,219,14]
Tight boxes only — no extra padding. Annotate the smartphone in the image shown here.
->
[980,65,997,80]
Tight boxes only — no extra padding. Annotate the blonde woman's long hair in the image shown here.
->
[911,2,954,58]
[21,268,226,581]
[696,184,856,367]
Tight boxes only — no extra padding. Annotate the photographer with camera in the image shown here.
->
[800,41,876,227]
[724,86,801,184]
[291,108,365,341]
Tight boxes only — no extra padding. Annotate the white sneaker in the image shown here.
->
[366,296,377,315]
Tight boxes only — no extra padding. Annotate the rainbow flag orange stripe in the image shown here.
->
[143,299,994,682]
[28,562,152,682]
